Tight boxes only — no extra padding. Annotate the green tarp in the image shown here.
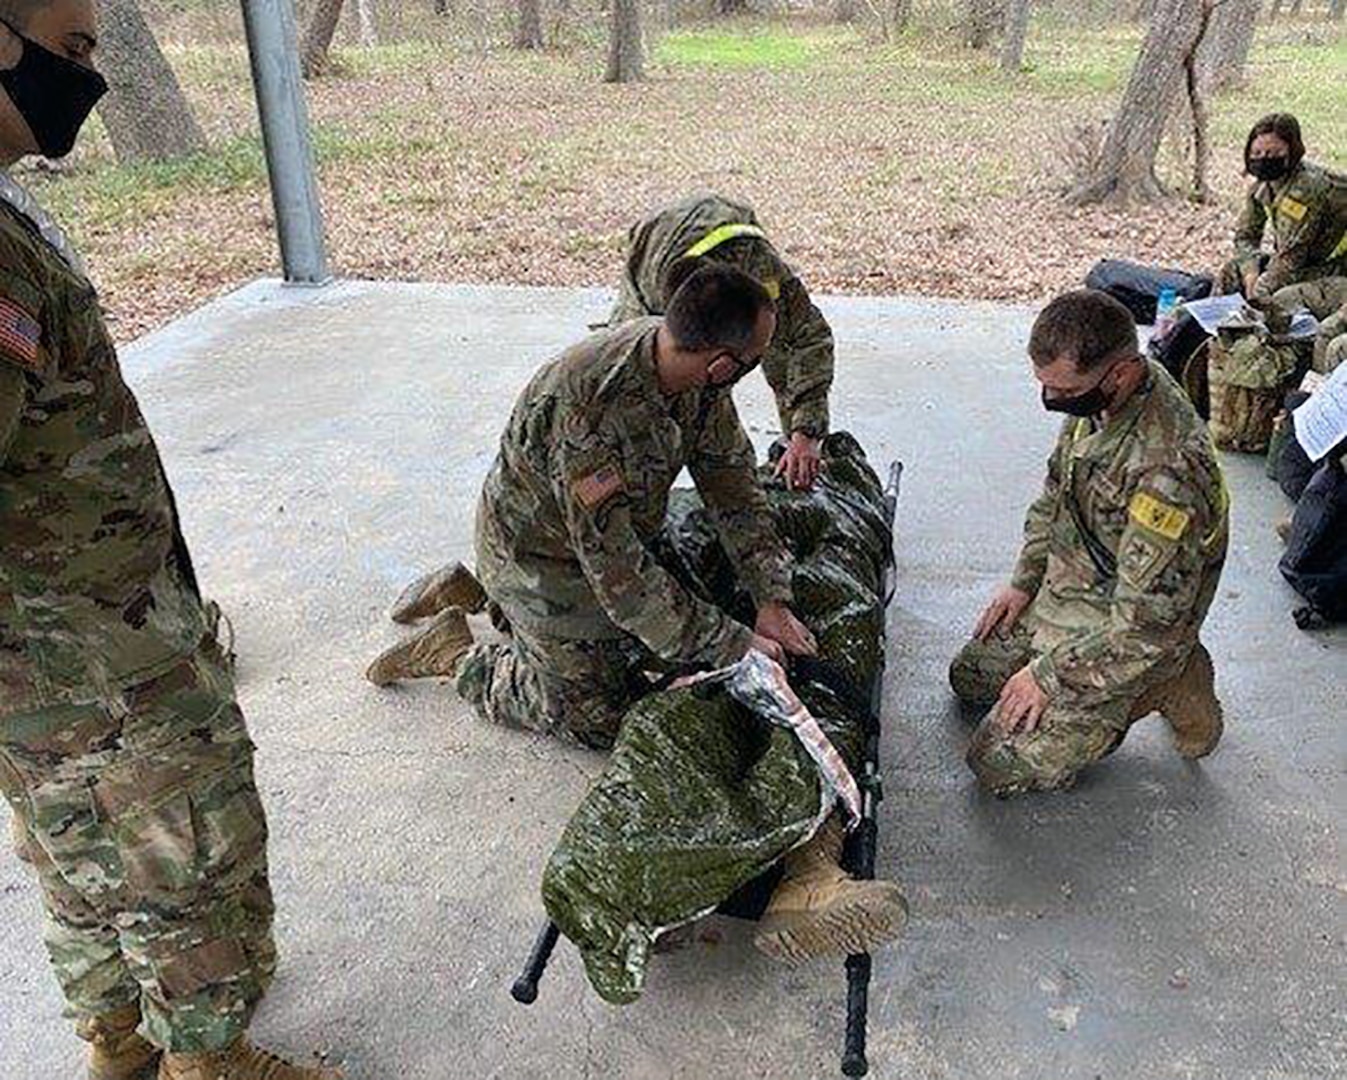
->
[541,434,893,1003]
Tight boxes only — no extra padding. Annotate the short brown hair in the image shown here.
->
[1029,289,1137,372]
[1244,113,1305,172]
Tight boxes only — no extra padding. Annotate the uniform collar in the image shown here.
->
[0,169,88,279]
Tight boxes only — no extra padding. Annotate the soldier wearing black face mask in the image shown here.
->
[1217,113,1347,307]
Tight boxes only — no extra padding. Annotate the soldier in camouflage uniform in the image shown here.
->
[606,192,835,492]
[1316,300,1347,375]
[1217,114,1347,307]
[368,264,818,748]
[949,291,1229,796]
[0,4,337,1077]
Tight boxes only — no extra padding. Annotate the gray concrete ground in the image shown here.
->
[1,281,1343,1080]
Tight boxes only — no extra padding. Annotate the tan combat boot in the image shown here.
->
[80,1004,160,1080]
[753,818,908,964]
[1130,643,1224,759]
[158,1038,341,1080]
[365,607,473,686]
[389,562,486,624]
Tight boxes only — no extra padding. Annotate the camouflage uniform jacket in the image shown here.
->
[1233,160,1347,302]
[1009,362,1228,703]
[475,318,793,664]
[0,203,205,715]
[607,192,834,438]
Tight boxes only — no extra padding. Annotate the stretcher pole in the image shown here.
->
[841,459,902,1078]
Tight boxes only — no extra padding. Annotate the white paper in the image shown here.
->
[1179,295,1319,340]
[1293,361,1347,462]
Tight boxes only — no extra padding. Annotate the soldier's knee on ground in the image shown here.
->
[948,635,1027,706]
[965,711,1126,797]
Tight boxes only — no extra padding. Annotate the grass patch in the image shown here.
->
[655,26,845,69]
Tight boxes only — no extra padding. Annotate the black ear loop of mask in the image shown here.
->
[0,19,108,160]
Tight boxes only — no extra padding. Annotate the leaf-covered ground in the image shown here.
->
[28,14,1347,341]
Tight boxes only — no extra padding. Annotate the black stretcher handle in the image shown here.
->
[511,921,560,1005]
[839,460,903,1078]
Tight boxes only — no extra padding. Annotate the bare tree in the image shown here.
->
[1332,0,1345,21]
[963,0,1001,48]
[1197,0,1257,92]
[893,0,913,30]
[355,0,378,46]
[837,0,860,21]
[718,0,749,13]
[1182,0,1217,201]
[1001,0,1031,70]
[301,0,346,78]
[515,0,544,47]
[606,0,644,82]
[1068,0,1209,204]
[95,0,206,164]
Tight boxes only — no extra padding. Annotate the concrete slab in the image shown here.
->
[1,281,1342,1080]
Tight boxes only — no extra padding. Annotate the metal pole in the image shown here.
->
[240,0,331,285]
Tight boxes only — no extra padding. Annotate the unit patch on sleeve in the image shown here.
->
[1276,196,1308,222]
[0,295,42,371]
[1129,491,1191,541]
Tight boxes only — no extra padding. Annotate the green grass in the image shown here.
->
[655,26,849,69]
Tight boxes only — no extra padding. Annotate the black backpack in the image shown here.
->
[1085,259,1214,324]
[1279,456,1347,627]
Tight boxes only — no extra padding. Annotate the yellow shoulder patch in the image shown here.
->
[761,277,781,301]
[1129,491,1191,541]
[1276,196,1308,222]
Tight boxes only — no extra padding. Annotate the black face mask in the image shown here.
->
[1041,363,1118,418]
[0,23,107,159]
[1248,156,1291,182]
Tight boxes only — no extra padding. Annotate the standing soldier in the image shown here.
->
[1217,113,1347,310]
[606,192,835,491]
[949,291,1229,796]
[368,265,908,960]
[0,3,338,1077]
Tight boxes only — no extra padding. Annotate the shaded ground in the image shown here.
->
[1,283,1341,1079]
[25,15,1347,340]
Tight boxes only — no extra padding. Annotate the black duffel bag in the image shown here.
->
[1279,455,1347,627]
[1085,259,1214,324]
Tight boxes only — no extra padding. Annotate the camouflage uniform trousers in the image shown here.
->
[454,622,659,751]
[948,614,1191,796]
[0,639,276,1051]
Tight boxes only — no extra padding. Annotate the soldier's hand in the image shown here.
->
[755,601,818,657]
[775,433,823,492]
[747,633,786,664]
[1243,266,1261,299]
[994,665,1048,735]
[974,585,1031,642]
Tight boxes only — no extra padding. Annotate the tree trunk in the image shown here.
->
[94,0,206,164]
[1196,0,1257,92]
[1329,0,1344,20]
[301,0,346,78]
[836,0,859,21]
[605,0,644,82]
[718,0,749,13]
[1068,0,1207,205]
[356,0,378,46]
[963,0,1000,49]
[893,0,912,30]
[1001,0,1030,71]
[515,0,544,47]
[1184,0,1216,201]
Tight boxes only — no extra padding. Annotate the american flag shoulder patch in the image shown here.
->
[0,295,42,372]
[573,464,625,510]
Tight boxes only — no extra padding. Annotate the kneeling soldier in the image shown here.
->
[950,290,1229,796]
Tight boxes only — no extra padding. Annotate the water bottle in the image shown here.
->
[1155,286,1179,337]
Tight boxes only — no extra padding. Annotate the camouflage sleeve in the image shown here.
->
[1232,187,1267,271]
[1253,190,1336,301]
[689,393,794,607]
[0,363,25,463]
[1009,423,1069,595]
[552,412,755,666]
[1029,464,1220,703]
[773,274,834,437]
